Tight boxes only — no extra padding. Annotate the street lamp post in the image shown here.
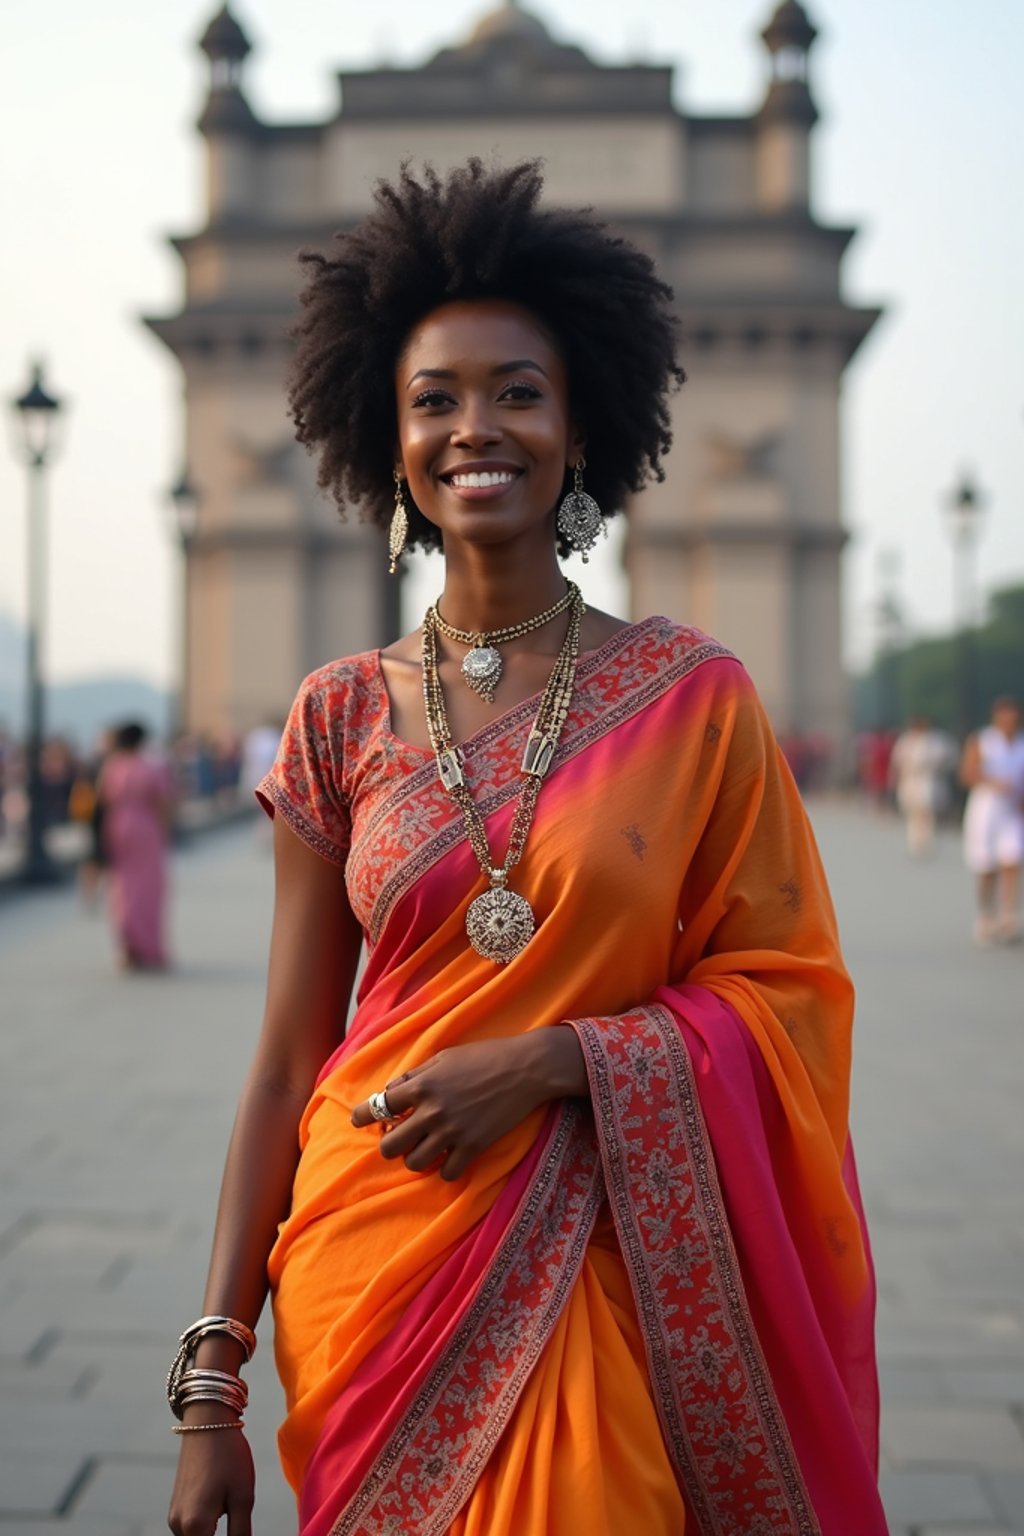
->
[10,361,65,885]
[944,473,984,742]
[167,470,200,738]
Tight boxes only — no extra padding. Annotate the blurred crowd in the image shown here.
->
[0,718,282,972]
[0,727,257,845]
[0,718,284,841]
[3,698,1021,957]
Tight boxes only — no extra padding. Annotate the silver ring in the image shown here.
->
[368,1089,394,1123]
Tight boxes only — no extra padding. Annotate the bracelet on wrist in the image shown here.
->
[172,1420,245,1435]
[167,1315,256,1422]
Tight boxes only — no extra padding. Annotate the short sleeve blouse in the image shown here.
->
[255,664,355,866]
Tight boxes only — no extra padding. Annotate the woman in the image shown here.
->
[99,721,174,970]
[889,714,955,857]
[961,696,1024,944]
[168,162,885,1535]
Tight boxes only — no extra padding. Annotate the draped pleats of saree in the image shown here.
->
[256,618,887,1536]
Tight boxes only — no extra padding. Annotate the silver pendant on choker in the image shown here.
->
[466,885,535,964]
[461,644,503,703]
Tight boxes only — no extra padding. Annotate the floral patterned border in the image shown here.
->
[359,626,733,945]
[572,1006,821,1536]
[328,1104,604,1536]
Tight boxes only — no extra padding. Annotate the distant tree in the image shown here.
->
[854,582,1024,736]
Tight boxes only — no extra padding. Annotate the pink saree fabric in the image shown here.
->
[100,751,172,966]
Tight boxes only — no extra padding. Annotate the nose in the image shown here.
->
[450,393,502,449]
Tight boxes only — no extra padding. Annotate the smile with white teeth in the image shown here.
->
[448,470,519,488]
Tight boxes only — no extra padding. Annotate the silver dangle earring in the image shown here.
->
[556,458,606,563]
[388,471,409,576]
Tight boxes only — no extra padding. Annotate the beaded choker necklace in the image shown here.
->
[429,584,575,702]
[421,583,584,963]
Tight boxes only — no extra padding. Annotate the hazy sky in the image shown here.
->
[2,0,1021,693]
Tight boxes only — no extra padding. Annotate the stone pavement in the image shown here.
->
[0,805,1021,1534]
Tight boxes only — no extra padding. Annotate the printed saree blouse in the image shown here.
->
[256,617,886,1536]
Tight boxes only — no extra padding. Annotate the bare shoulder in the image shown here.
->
[579,605,631,650]
[380,628,423,667]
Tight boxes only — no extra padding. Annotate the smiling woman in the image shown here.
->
[396,299,578,562]
[167,160,887,1536]
[287,160,681,559]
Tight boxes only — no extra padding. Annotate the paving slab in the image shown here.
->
[880,1468,998,1525]
[1,806,1022,1531]
[919,1529,1016,1536]
[0,1450,93,1521]
[882,1404,1024,1470]
[989,1477,1024,1527]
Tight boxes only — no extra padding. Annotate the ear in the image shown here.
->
[568,422,586,466]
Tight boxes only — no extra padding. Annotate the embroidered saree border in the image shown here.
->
[327,1104,603,1536]
[572,1005,821,1536]
[357,628,733,944]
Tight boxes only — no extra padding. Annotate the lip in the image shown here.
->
[438,461,525,502]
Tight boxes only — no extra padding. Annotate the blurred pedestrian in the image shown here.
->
[71,728,115,906]
[97,722,176,971]
[859,727,897,811]
[240,719,284,849]
[239,719,282,797]
[889,715,956,856]
[41,735,76,826]
[960,696,1024,944]
[0,724,11,839]
[779,725,812,791]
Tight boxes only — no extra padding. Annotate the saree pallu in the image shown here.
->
[257,618,886,1536]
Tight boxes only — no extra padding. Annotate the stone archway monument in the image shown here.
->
[145,0,879,744]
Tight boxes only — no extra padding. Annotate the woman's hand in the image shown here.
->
[167,1425,255,1536]
[351,1028,587,1181]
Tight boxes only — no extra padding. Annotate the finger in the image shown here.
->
[350,1098,373,1128]
[440,1146,474,1182]
[227,1498,253,1536]
[385,1058,433,1089]
[402,1134,452,1173]
[378,1114,433,1160]
[351,1077,419,1129]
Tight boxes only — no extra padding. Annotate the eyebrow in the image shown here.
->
[406,358,549,388]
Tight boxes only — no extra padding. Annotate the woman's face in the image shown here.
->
[394,298,582,552]
[993,702,1021,737]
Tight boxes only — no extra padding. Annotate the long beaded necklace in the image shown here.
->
[421,584,584,963]
[429,584,576,703]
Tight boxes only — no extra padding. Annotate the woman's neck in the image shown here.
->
[436,538,568,635]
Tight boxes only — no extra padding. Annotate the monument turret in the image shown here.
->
[756,0,819,212]
[198,6,258,221]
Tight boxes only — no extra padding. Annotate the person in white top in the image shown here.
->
[240,721,285,848]
[889,715,956,856]
[960,697,1024,944]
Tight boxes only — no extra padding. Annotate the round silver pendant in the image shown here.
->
[466,886,535,963]
[462,645,502,702]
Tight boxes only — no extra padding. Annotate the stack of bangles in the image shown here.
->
[166,1314,256,1435]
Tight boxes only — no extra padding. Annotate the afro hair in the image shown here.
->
[288,159,684,554]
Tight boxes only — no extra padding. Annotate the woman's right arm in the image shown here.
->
[168,814,363,1536]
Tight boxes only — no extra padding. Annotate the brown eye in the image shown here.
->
[499,381,542,401]
[412,389,455,409]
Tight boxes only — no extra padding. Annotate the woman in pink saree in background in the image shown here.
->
[99,721,174,970]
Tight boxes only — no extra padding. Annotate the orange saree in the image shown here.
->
[257,618,885,1535]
